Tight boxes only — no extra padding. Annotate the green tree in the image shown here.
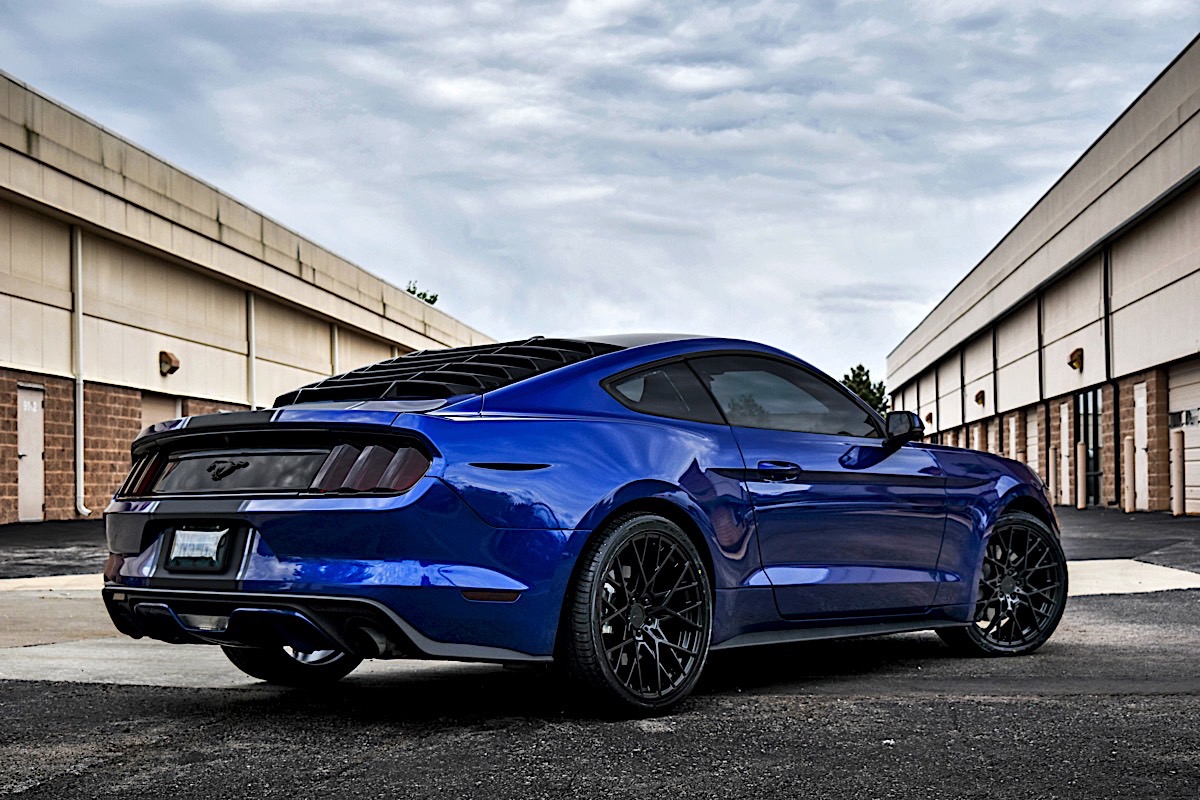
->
[406,281,438,305]
[842,364,888,415]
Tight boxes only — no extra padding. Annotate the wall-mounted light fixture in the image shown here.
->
[924,412,933,424]
[1068,347,1084,371]
[159,350,180,376]
[974,390,986,406]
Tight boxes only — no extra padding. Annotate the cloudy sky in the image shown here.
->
[1,2,1196,381]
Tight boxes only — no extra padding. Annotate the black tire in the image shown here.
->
[560,513,713,715]
[938,510,1068,656]
[221,645,362,687]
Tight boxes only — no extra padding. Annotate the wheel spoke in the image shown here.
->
[658,606,703,630]
[972,520,1067,650]
[646,541,680,595]
[590,525,712,701]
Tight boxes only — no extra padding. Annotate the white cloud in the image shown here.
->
[2,0,1196,383]
[649,64,755,93]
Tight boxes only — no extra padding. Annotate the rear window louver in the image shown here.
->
[273,337,622,407]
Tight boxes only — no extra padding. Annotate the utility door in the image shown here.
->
[17,385,45,522]
[1134,382,1149,510]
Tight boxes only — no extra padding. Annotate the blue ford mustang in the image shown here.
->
[103,334,1067,712]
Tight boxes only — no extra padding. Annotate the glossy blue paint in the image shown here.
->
[730,425,948,618]
[102,335,1056,663]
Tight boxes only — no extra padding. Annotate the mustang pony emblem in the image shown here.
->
[207,459,250,481]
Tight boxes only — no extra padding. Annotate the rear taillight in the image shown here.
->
[119,453,164,497]
[310,445,430,494]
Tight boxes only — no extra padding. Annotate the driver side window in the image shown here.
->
[689,355,880,437]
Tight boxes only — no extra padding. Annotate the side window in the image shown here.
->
[689,355,880,437]
[606,362,724,425]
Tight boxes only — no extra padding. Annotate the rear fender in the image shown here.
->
[574,479,761,592]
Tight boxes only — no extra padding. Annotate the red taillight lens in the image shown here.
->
[310,444,429,494]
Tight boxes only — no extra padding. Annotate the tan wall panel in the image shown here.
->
[964,374,994,423]
[918,371,935,408]
[82,315,247,402]
[996,352,1040,413]
[1111,181,1200,312]
[918,401,936,432]
[963,333,992,383]
[1043,255,1102,343]
[337,328,392,372]
[255,358,328,409]
[1043,319,1106,397]
[0,200,71,306]
[255,297,331,374]
[0,295,72,375]
[1112,269,1200,378]
[83,234,247,353]
[938,390,963,430]
[996,300,1038,368]
[936,355,961,393]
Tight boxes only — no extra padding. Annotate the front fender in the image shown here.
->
[933,447,1058,610]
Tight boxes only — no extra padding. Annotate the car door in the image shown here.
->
[688,355,948,619]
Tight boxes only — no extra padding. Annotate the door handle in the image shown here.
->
[757,460,802,482]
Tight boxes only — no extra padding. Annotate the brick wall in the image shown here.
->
[1118,368,1171,511]
[84,382,143,511]
[1101,383,1116,506]
[0,368,77,524]
[0,371,17,522]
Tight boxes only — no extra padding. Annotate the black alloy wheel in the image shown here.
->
[561,513,713,714]
[222,644,362,686]
[938,510,1068,656]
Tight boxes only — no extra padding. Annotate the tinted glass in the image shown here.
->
[607,362,724,425]
[153,450,330,494]
[689,356,880,437]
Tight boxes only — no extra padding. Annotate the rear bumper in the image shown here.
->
[103,586,551,663]
[102,478,589,659]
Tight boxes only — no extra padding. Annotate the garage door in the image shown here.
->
[1169,359,1200,514]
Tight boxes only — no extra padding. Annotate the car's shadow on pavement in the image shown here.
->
[179,633,959,724]
[698,631,957,693]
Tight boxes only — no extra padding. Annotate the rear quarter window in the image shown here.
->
[605,362,724,425]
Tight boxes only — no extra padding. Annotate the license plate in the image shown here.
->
[166,528,230,572]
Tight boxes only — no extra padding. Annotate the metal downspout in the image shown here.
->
[246,292,257,410]
[71,226,90,516]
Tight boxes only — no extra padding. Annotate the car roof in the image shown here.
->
[274,334,704,406]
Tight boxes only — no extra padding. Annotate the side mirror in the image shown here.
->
[885,410,924,444]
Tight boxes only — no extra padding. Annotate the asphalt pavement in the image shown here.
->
[1,508,1198,798]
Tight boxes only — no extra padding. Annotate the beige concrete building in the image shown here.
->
[888,35,1200,514]
[0,71,489,524]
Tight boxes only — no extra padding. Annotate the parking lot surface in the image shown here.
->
[1,508,1198,798]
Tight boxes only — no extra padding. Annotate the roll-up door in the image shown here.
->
[1169,360,1200,514]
